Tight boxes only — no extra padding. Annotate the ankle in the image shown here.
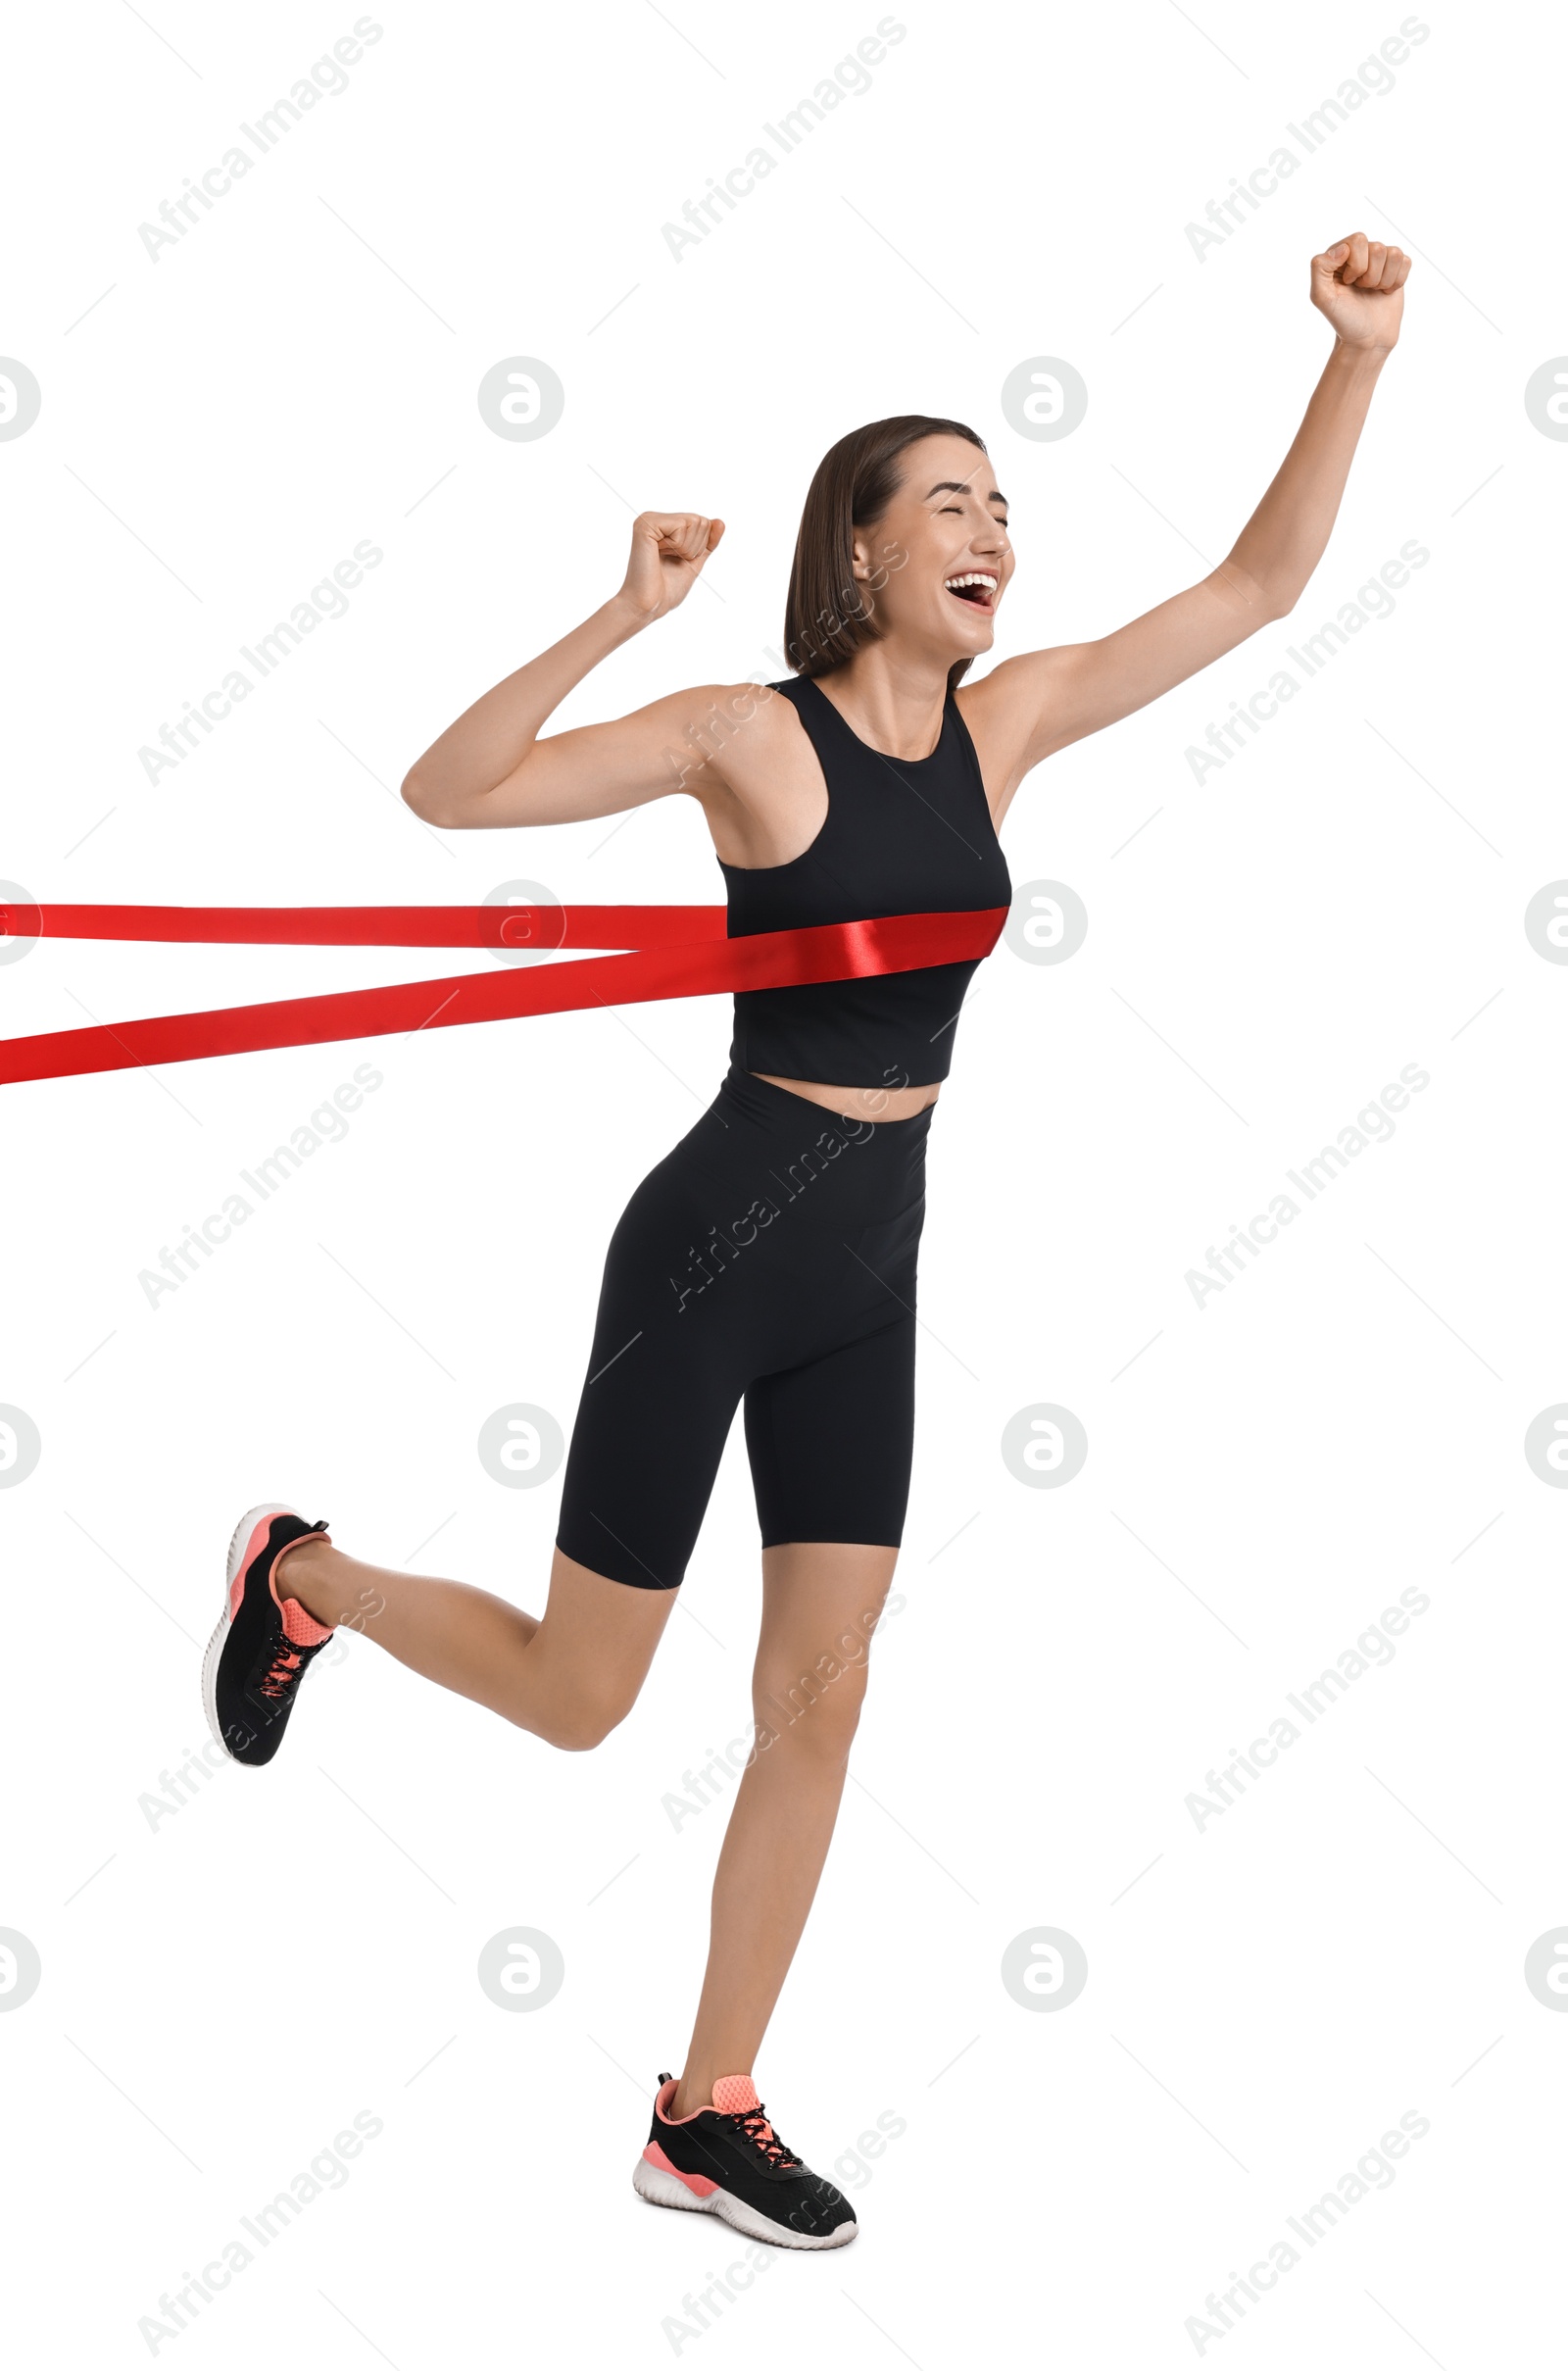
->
[273,1534,335,1618]
[671,2063,745,2120]
[670,2073,711,2120]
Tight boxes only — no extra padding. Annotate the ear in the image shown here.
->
[849,527,878,584]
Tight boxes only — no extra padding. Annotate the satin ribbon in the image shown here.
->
[0,901,1009,1087]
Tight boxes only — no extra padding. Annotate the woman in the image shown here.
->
[203,231,1409,2249]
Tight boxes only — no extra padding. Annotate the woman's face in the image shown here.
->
[850,433,1014,671]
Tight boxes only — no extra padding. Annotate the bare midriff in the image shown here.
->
[752,1073,941,1121]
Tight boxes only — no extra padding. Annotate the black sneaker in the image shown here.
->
[203,1503,334,1767]
[633,2073,858,2249]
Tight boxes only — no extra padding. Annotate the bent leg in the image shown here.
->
[267,1084,761,1747]
[672,1540,897,2116]
[273,1536,677,1750]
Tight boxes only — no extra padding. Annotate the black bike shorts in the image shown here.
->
[555,1063,931,1589]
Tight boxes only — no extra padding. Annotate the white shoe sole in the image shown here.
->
[631,2154,858,2249]
[201,1502,302,1765]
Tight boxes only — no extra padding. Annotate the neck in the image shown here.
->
[812,644,953,760]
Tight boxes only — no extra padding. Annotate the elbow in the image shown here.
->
[1252,568,1301,624]
[401,766,456,828]
[1217,558,1293,629]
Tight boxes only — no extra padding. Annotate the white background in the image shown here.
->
[2,1,1564,2362]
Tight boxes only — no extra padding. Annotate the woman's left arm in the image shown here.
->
[967,231,1412,818]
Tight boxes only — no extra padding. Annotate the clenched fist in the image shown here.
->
[1311,232,1412,351]
[617,511,726,620]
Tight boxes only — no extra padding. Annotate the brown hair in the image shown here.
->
[783,415,989,692]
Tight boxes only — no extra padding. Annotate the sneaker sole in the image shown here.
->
[201,1502,301,1765]
[631,2155,857,2250]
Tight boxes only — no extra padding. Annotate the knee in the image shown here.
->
[755,1663,868,1765]
[535,1688,638,1754]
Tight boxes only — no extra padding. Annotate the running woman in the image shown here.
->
[204,233,1409,2250]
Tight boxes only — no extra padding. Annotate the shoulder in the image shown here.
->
[956,650,1078,741]
[690,678,806,788]
[607,678,796,798]
[682,678,829,868]
[670,678,815,838]
[955,651,1078,813]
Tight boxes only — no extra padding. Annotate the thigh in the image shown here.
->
[744,1305,917,1555]
[555,1109,792,1591]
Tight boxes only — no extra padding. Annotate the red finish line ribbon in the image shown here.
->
[0,902,1009,1087]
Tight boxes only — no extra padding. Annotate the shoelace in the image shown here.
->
[726,2103,801,2170]
[258,1643,307,1702]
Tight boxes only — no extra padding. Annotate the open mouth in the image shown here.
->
[944,572,997,613]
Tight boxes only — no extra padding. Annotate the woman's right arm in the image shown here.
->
[401,511,735,828]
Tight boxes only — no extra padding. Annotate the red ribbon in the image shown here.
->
[0,902,1008,1087]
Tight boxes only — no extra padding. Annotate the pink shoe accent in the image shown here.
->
[267,1526,334,1642]
[230,1511,281,1622]
[708,2073,795,2164]
[644,2141,717,2197]
[655,2078,710,2125]
[227,1515,334,1634]
[656,2073,764,2122]
[278,1590,333,1647]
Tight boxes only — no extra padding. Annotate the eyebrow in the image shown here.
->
[925,479,1009,509]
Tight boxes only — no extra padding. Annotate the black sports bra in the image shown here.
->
[719,675,1011,1089]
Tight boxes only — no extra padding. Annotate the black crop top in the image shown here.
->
[720,675,1012,1089]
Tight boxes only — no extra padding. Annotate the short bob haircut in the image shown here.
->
[783,414,989,694]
